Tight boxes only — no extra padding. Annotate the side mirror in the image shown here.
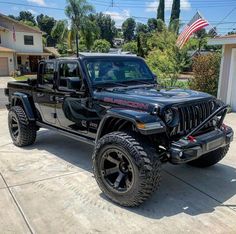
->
[67,77,82,91]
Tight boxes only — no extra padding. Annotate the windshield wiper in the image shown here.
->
[94,82,128,91]
[123,80,156,86]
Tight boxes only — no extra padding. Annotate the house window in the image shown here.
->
[24,35,34,45]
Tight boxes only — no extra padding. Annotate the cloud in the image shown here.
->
[27,0,46,6]
[28,9,38,15]
[146,0,191,12]
[104,10,130,27]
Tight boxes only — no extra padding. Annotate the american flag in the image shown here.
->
[176,12,209,49]
[13,24,16,42]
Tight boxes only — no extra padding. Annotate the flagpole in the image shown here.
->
[198,10,217,36]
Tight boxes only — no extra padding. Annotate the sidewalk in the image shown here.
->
[0,76,14,89]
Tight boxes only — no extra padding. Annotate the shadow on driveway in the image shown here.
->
[23,129,236,219]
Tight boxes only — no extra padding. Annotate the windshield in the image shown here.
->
[84,57,154,85]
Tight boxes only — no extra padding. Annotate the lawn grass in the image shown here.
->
[14,75,36,81]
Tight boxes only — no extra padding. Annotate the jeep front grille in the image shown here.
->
[171,101,214,136]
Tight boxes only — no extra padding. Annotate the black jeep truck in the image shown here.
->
[5,53,234,207]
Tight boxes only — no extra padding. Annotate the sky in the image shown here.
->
[1,0,236,34]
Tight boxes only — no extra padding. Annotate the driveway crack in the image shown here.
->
[0,172,35,234]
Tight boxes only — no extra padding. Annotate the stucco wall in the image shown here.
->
[0,15,43,53]
[0,52,15,75]
[0,30,43,53]
[219,44,236,103]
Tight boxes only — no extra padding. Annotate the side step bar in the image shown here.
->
[36,121,95,146]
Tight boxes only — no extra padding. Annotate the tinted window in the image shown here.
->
[85,58,153,84]
[24,35,34,45]
[43,62,54,85]
[59,62,81,89]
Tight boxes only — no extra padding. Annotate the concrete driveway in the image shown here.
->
[0,109,236,233]
[0,77,13,109]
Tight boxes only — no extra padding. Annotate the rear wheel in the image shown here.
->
[8,106,37,147]
[187,145,230,168]
[93,132,161,207]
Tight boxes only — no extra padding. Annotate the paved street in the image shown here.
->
[0,109,236,233]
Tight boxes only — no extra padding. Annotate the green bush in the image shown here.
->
[189,53,221,96]
[122,41,137,54]
[92,39,111,53]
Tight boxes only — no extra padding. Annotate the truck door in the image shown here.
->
[34,61,56,124]
[54,61,100,136]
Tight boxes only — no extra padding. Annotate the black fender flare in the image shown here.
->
[96,108,166,142]
[11,92,35,121]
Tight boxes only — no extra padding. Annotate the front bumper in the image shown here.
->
[169,126,233,164]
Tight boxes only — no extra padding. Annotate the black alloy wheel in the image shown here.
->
[100,147,135,193]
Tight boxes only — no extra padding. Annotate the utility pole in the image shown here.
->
[111,0,114,7]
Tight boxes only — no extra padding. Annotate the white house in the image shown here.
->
[208,35,236,111]
[0,13,59,76]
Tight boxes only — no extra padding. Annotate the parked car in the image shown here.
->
[4,53,234,207]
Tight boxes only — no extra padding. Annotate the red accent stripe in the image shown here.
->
[177,19,203,45]
[179,22,209,48]
[176,26,189,45]
[178,20,209,47]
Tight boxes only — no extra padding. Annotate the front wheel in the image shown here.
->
[8,106,37,147]
[93,132,161,207]
[187,145,230,168]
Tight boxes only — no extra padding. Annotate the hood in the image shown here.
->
[94,86,214,111]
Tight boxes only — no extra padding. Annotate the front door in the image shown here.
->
[34,62,56,124]
[29,56,41,73]
[55,61,100,136]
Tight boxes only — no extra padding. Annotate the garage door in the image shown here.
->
[0,57,9,76]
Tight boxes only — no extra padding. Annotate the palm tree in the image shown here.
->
[65,0,94,56]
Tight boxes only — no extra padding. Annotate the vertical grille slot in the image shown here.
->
[173,101,213,136]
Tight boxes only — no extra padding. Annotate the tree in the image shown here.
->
[122,18,136,42]
[37,14,56,46]
[8,15,18,20]
[137,34,145,57]
[93,39,111,53]
[194,28,207,51]
[90,13,117,46]
[136,23,148,35]
[51,20,68,44]
[147,18,158,32]
[156,19,165,33]
[122,41,137,54]
[65,0,94,56]
[146,29,190,86]
[8,11,36,25]
[169,0,180,33]
[157,0,165,22]
[18,11,36,25]
[81,19,100,50]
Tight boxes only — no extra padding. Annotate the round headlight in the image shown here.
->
[164,109,174,124]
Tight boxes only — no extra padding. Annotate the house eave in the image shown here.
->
[208,38,236,45]
[16,52,52,56]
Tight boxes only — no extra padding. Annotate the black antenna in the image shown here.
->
[76,32,79,58]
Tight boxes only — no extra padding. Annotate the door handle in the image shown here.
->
[37,92,45,97]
